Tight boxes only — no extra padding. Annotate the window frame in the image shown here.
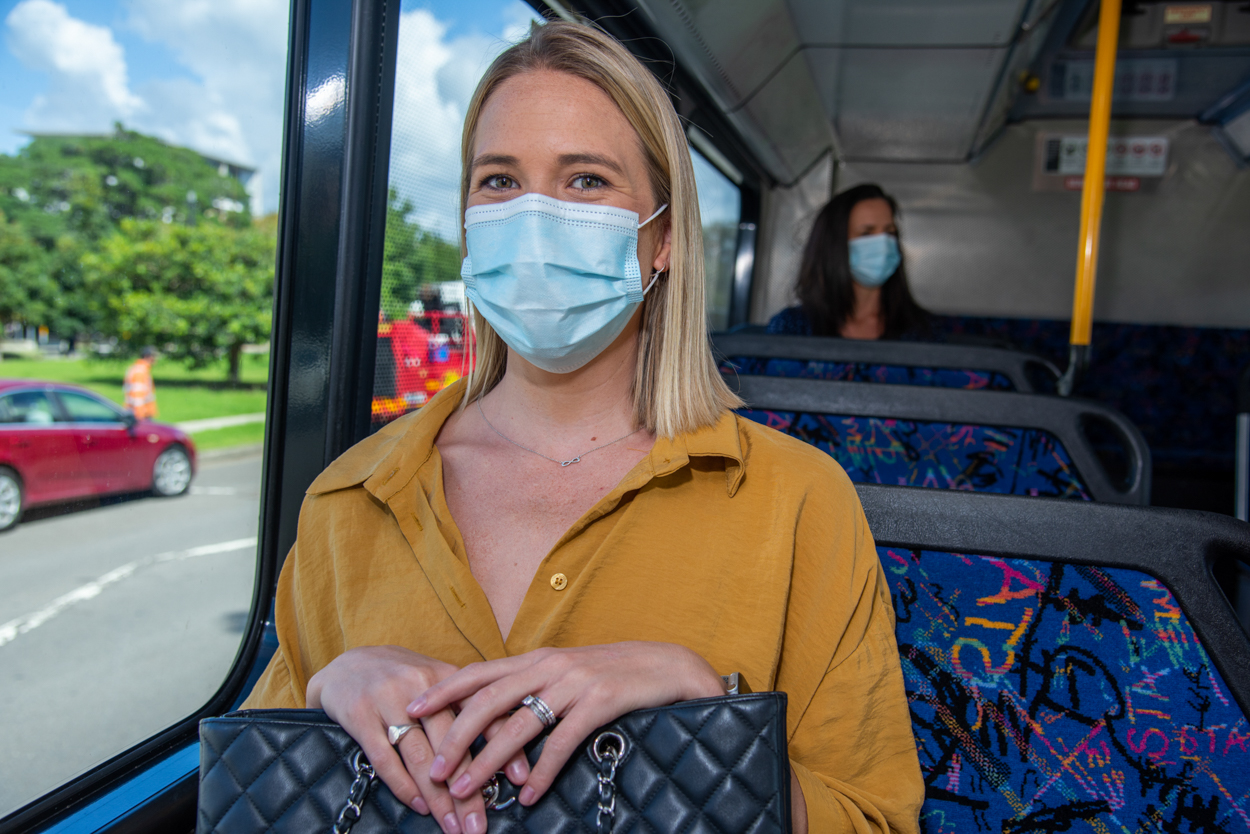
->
[0,0,398,829]
[51,390,128,425]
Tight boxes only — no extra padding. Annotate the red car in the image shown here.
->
[0,379,197,531]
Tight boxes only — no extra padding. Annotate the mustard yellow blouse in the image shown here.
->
[244,379,923,833]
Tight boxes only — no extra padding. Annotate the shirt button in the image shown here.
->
[550,573,568,591]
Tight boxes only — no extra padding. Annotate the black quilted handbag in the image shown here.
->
[198,692,789,833]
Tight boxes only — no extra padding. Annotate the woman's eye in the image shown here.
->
[571,175,605,191]
[483,175,516,190]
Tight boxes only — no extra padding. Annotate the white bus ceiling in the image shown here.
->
[626,0,1250,329]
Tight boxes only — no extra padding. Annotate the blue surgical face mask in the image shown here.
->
[461,193,666,373]
[848,233,901,288]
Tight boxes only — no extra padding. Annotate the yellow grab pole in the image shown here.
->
[1059,0,1121,396]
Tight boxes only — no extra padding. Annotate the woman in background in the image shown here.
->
[768,183,929,339]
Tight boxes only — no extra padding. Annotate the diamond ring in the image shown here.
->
[521,694,558,728]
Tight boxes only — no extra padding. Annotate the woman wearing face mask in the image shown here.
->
[768,184,930,339]
[242,21,921,834]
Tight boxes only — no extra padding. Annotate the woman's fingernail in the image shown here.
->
[464,812,486,834]
[412,796,429,814]
[430,755,447,780]
[442,813,461,834]
[450,774,472,796]
[408,696,427,713]
[519,785,537,806]
[506,760,527,783]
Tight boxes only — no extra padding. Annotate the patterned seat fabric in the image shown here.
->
[739,409,1092,499]
[721,357,1015,391]
[881,546,1250,833]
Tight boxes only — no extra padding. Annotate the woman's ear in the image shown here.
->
[653,220,672,275]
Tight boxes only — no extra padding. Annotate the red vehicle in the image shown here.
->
[0,379,197,531]
[372,309,473,424]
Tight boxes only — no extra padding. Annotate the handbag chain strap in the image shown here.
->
[592,731,627,834]
[333,732,628,834]
[334,750,376,834]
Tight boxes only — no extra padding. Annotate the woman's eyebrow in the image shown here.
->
[556,152,624,176]
[470,153,519,171]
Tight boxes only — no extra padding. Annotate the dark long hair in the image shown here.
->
[794,184,929,338]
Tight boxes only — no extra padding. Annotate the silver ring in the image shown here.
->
[388,723,419,746]
[521,694,558,728]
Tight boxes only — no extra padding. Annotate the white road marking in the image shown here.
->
[0,537,257,648]
[190,486,240,496]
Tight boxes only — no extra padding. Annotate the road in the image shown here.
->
[0,451,262,818]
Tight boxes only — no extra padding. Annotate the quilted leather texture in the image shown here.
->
[199,693,789,834]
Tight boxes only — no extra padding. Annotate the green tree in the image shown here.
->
[81,219,275,383]
[380,189,461,320]
[0,211,54,328]
[0,125,255,339]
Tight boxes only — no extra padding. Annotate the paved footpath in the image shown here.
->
[0,452,262,818]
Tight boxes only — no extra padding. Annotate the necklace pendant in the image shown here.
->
[560,456,581,467]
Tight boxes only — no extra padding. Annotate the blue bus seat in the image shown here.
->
[858,485,1250,834]
[735,376,1151,505]
[713,333,1060,393]
[935,317,1250,479]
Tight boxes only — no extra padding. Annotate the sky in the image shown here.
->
[1,0,740,231]
[0,0,538,217]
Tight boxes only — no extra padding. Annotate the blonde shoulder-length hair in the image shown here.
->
[458,20,742,439]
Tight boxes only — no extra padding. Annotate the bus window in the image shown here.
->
[690,147,743,332]
[0,0,286,817]
[371,1,542,428]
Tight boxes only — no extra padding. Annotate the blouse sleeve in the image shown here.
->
[239,534,308,710]
[778,467,924,833]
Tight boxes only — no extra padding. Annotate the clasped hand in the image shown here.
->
[307,642,724,834]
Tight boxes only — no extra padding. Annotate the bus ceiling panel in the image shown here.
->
[806,46,1006,161]
[728,52,839,183]
[629,0,834,183]
[630,0,801,112]
[786,0,1033,48]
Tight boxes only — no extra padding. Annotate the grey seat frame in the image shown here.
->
[735,375,1152,505]
[713,333,1060,393]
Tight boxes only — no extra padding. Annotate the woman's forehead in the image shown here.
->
[473,70,642,164]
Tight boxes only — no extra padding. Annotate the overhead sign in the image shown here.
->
[1164,4,1212,24]
[1053,136,1170,176]
[1049,59,1177,102]
[1033,134,1170,192]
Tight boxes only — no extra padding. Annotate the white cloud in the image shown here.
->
[5,0,144,130]
[388,6,538,240]
[122,0,289,214]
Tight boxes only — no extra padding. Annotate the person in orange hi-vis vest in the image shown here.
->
[123,347,158,420]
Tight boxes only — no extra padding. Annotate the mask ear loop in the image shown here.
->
[638,203,668,229]
[643,266,667,295]
[639,203,669,296]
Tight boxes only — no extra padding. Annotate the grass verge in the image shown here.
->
[0,354,268,424]
[190,421,266,453]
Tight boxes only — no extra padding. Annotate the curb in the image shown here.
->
[199,443,264,463]
[178,413,266,433]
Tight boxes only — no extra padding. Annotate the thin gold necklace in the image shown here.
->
[476,399,641,467]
